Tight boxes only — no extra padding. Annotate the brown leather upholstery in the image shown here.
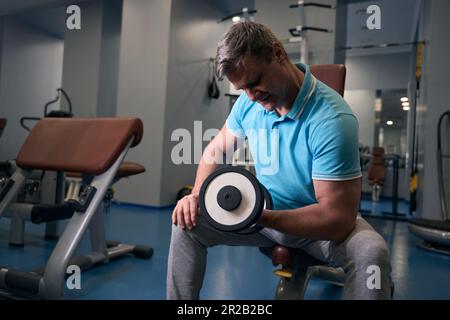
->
[16,117,143,175]
[265,245,327,269]
[0,118,6,130]
[368,147,385,185]
[67,161,146,179]
[310,64,346,97]
[116,161,146,179]
[271,245,291,267]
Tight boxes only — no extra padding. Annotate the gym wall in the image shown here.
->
[60,0,122,118]
[0,17,63,160]
[114,0,172,206]
[159,0,230,206]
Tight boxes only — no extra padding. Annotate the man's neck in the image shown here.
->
[275,63,305,116]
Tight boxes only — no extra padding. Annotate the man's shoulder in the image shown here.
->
[232,93,263,117]
[307,81,356,125]
[234,92,254,108]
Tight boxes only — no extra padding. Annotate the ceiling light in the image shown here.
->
[403,106,410,111]
[400,97,408,102]
[402,102,410,107]
[232,16,241,23]
[386,120,393,126]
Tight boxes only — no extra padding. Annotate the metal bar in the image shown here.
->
[302,26,333,33]
[290,2,336,9]
[393,157,399,218]
[89,206,108,257]
[217,9,257,23]
[45,171,65,239]
[8,203,33,246]
[107,244,134,260]
[41,139,133,299]
[339,41,426,51]
[0,169,28,217]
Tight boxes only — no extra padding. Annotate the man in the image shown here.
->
[167,22,391,300]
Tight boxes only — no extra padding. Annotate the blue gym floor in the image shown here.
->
[0,198,449,300]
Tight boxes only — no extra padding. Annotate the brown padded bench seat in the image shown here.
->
[310,64,346,96]
[115,161,145,179]
[66,161,145,179]
[261,245,327,269]
[16,117,143,175]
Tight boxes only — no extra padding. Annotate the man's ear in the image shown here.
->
[273,43,286,63]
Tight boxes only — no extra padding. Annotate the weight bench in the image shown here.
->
[0,117,153,299]
[5,161,146,247]
[260,245,345,299]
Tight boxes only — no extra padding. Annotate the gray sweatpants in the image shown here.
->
[167,215,392,300]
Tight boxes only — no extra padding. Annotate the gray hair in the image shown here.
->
[215,22,284,80]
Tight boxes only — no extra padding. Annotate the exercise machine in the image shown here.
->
[409,110,450,255]
[5,161,146,247]
[20,88,73,132]
[0,117,153,299]
[17,88,74,240]
[288,1,335,64]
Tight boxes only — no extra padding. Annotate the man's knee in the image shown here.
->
[170,215,215,248]
[347,231,390,267]
[361,235,389,267]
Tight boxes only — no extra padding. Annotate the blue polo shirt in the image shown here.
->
[226,63,361,210]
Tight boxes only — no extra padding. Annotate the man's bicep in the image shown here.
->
[220,123,239,154]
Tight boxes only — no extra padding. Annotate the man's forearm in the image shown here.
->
[191,142,222,194]
[191,162,218,194]
[258,204,356,242]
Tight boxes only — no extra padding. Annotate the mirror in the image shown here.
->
[374,89,409,158]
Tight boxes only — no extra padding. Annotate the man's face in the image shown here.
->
[227,55,289,112]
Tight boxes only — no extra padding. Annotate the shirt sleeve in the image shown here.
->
[225,94,246,138]
[309,114,362,181]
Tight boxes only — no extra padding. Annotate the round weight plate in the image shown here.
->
[199,166,263,232]
[237,184,273,235]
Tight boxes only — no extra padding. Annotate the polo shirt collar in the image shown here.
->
[286,63,317,120]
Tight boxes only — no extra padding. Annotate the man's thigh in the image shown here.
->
[329,217,387,263]
[259,217,387,265]
[177,214,277,248]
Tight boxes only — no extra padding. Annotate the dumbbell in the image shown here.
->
[199,166,272,234]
